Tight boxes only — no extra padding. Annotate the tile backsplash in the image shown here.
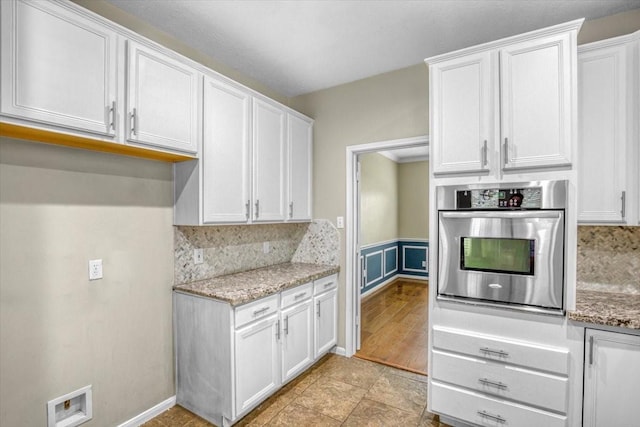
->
[577,226,640,294]
[175,219,340,285]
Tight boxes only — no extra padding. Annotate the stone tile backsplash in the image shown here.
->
[175,219,340,285]
[577,226,640,294]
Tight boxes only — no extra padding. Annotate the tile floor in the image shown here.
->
[143,354,448,427]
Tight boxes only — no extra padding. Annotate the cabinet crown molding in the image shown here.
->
[578,29,640,53]
[425,18,584,65]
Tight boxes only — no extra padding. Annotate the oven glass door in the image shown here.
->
[438,210,565,312]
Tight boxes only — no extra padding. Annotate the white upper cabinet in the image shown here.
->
[287,113,313,221]
[500,33,573,170]
[430,51,493,174]
[126,41,200,154]
[202,77,251,223]
[252,98,287,222]
[427,20,582,176]
[578,33,638,224]
[1,0,117,136]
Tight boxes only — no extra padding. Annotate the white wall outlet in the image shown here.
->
[263,241,270,254]
[193,248,204,265]
[88,259,102,281]
[336,216,344,229]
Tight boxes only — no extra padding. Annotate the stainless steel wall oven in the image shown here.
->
[436,180,567,315]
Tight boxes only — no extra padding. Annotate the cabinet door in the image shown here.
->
[314,289,337,358]
[281,300,314,383]
[253,98,286,222]
[500,33,573,170]
[202,77,251,223]
[578,44,629,223]
[234,315,280,417]
[287,113,313,221]
[583,329,640,427]
[126,40,199,154]
[430,51,493,174]
[1,0,117,136]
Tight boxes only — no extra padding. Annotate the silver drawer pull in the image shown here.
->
[324,282,333,288]
[252,307,269,316]
[479,378,508,389]
[480,347,509,357]
[478,410,506,423]
[294,292,307,299]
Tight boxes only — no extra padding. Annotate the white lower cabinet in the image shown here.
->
[583,328,640,427]
[314,275,338,358]
[431,326,570,426]
[175,274,338,426]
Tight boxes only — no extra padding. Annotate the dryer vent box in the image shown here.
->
[47,385,92,427]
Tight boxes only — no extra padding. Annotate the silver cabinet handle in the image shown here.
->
[479,378,508,389]
[324,282,333,289]
[621,191,626,219]
[317,301,321,318]
[255,199,260,219]
[589,335,594,365]
[130,108,137,136]
[245,200,250,220]
[482,140,488,167]
[503,137,508,166]
[284,316,289,335]
[294,292,307,300]
[289,202,294,219]
[477,410,506,423]
[109,101,116,131]
[276,319,280,340]
[480,347,509,357]
[253,306,269,317]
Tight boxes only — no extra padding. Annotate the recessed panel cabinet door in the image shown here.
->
[253,98,286,222]
[202,77,251,223]
[430,51,493,174]
[281,300,314,383]
[583,329,640,427]
[0,0,117,136]
[287,114,313,221]
[578,43,629,223]
[314,289,337,357]
[500,33,572,170]
[127,41,199,154]
[234,315,280,417]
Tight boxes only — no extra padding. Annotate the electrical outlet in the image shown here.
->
[263,241,270,254]
[336,216,344,229]
[193,248,204,265]
[89,259,103,280]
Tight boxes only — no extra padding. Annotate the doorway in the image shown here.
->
[345,136,429,368]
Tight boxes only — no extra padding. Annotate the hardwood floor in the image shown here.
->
[355,279,428,375]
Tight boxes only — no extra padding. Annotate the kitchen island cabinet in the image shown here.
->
[174,266,338,426]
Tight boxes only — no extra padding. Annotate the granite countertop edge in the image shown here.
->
[173,262,340,306]
[568,289,640,330]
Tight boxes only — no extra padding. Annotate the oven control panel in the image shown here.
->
[456,187,543,209]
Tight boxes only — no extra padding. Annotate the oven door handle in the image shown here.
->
[440,211,563,220]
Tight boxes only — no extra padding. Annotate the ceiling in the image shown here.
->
[104,0,640,97]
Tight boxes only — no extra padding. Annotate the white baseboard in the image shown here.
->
[117,395,176,427]
[396,274,428,281]
[332,346,347,356]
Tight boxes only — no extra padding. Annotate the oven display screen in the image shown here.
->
[460,237,535,275]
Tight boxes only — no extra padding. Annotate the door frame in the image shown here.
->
[344,135,429,356]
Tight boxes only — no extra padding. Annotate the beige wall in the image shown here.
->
[0,139,175,426]
[577,8,640,44]
[398,161,429,239]
[359,153,399,246]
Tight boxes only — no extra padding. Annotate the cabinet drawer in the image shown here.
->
[234,294,279,328]
[432,326,569,375]
[281,282,313,308]
[432,350,568,413]
[431,381,566,427]
[314,274,337,295]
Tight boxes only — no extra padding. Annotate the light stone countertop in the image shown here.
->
[173,262,340,306]
[569,289,640,330]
